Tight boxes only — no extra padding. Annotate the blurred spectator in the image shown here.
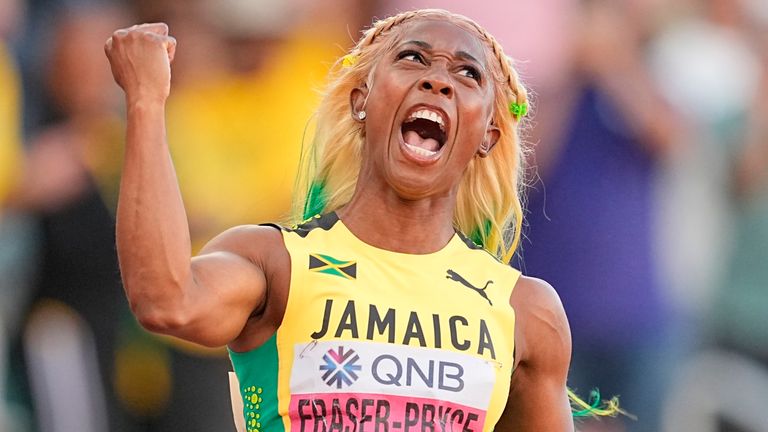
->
[514,2,682,431]
[649,0,761,325]
[7,4,133,432]
[662,7,768,429]
[711,33,768,425]
[165,0,375,250]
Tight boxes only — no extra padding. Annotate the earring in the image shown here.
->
[357,111,367,120]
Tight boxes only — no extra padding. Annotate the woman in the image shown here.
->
[105,9,606,431]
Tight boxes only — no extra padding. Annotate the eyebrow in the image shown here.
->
[402,40,432,50]
[455,50,480,64]
[400,40,482,65]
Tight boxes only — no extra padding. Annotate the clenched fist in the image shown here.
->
[105,23,177,105]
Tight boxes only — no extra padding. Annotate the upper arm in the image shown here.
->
[496,276,574,431]
[154,225,287,347]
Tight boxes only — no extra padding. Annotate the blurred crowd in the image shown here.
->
[0,0,766,431]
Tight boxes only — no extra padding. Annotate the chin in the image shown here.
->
[383,166,452,201]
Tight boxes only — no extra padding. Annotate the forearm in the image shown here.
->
[117,98,192,327]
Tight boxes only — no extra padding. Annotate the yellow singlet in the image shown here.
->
[229,212,520,432]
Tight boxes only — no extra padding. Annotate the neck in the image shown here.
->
[337,180,457,254]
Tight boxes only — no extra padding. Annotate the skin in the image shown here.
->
[105,19,573,431]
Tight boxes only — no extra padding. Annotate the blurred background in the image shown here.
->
[0,0,767,431]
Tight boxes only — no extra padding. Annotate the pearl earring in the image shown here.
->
[357,111,366,120]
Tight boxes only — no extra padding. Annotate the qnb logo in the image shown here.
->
[319,346,362,389]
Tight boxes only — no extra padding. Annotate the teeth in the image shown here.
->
[405,143,438,157]
[408,109,445,131]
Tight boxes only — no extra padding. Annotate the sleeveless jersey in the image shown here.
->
[229,213,520,432]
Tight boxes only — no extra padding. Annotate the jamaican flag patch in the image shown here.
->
[309,254,357,280]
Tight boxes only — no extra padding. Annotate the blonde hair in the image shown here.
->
[294,9,529,263]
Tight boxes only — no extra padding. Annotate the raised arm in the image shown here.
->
[497,276,574,431]
[105,23,273,347]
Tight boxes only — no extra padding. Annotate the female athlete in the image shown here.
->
[105,9,609,431]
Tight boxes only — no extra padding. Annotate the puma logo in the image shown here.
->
[446,269,493,306]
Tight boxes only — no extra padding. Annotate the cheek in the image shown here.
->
[458,98,492,142]
[458,89,496,128]
[369,80,410,119]
[365,77,411,136]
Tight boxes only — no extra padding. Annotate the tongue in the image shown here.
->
[403,130,440,152]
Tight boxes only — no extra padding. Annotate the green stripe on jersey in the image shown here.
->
[229,334,284,432]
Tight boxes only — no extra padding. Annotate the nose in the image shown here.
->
[419,75,453,98]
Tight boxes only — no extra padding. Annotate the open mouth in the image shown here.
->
[400,108,448,159]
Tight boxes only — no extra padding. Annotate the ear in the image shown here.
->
[350,87,368,122]
[478,124,500,158]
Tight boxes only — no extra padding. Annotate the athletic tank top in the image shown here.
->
[229,213,520,432]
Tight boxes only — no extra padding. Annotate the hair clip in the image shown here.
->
[509,102,528,119]
[342,54,358,68]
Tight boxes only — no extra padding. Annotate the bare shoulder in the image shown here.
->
[512,274,566,308]
[510,275,571,369]
[510,276,569,331]
[195,224,292,350]
[199,224,287,260]
[198,223,292,306]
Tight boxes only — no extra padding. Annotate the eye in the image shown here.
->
[397,50,426,64]
[458,65,481,82]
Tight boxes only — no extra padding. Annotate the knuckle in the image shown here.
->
[114,29,130,43]
[140,32,157,42]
